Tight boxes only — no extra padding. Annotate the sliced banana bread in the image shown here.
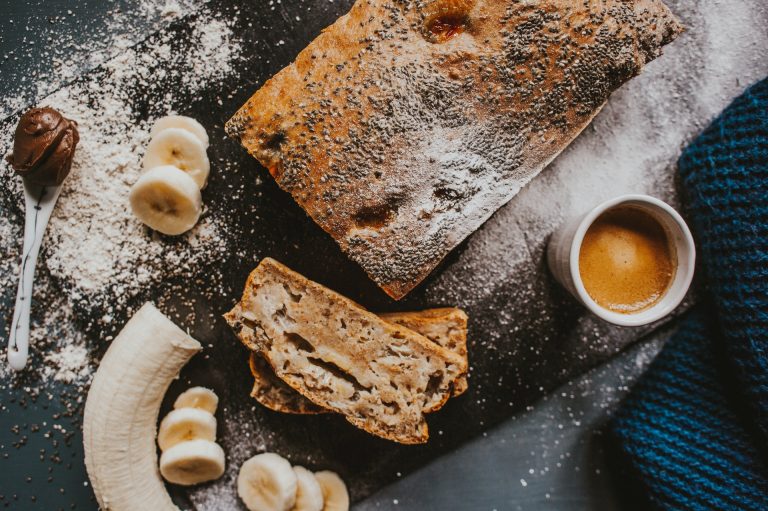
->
[248,308,469,414]
[225,258,467,444]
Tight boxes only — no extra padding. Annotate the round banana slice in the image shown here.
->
[314,471,349,511]
[143,128,210,189]
[174,386,219,414]
[151,115,209,148]
[129,165,202,236]
[157,407,217,451]
[238,452,297,511]
[159,439,225,486]
[291,466,324,511]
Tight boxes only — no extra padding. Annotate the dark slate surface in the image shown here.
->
[1,0,766,509]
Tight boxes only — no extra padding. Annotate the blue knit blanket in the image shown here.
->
[610,78,768,509]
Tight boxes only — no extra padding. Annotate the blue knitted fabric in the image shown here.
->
[610,77,768,510]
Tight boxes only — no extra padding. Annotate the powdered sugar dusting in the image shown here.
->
[188,405,273,510]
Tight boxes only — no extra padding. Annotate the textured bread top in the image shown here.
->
[225,258,467,443]
[247,307,469,414]
[227,0,682,299]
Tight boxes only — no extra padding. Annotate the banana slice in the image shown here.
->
[151,115,209,148]
[159,439,226,486]
[174,386,219,414]
[143,128,210,189]
[314,471,349,511]
[291,466,324,511]
[129,165,202,236]
[157,408,217,451]
[238,452,298,511]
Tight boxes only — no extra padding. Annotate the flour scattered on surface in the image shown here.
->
[0,0,205,119]
[188,402,272,510]
[44,344,91,383]
[0,5,244,389]
[1,8,244,334]
[188,17,242,93]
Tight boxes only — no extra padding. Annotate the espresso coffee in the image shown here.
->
[578,206,675,314]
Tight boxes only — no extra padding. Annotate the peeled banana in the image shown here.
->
[238,452,298,511]
[82,303,202,511]
[129,165,202,236]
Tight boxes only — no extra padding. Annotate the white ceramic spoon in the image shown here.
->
[8,181,63,371]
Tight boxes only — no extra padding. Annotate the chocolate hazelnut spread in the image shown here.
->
[6,107,80,186]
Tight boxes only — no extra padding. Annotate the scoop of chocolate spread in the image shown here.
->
[6,107,79,186]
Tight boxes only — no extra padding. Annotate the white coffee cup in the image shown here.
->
[547,195,696,327]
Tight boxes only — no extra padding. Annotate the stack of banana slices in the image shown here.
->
[238,452,349,511]
[130,115,210,235]
[158,387,226,485]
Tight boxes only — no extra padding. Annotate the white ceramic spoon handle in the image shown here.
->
[8,182,62,371]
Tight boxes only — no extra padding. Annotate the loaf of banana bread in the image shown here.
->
[227,0,682,299]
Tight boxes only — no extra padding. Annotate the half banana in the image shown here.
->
[82,303,202,511]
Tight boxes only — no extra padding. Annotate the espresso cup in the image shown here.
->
[547,195,696,327]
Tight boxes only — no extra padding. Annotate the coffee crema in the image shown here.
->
[578,206,675,314]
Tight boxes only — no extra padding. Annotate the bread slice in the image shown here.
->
[226,0,682,299]
[247,308,469,414]
[380,308,469,396]
[225,258,467,444]
[248,351,327,414]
